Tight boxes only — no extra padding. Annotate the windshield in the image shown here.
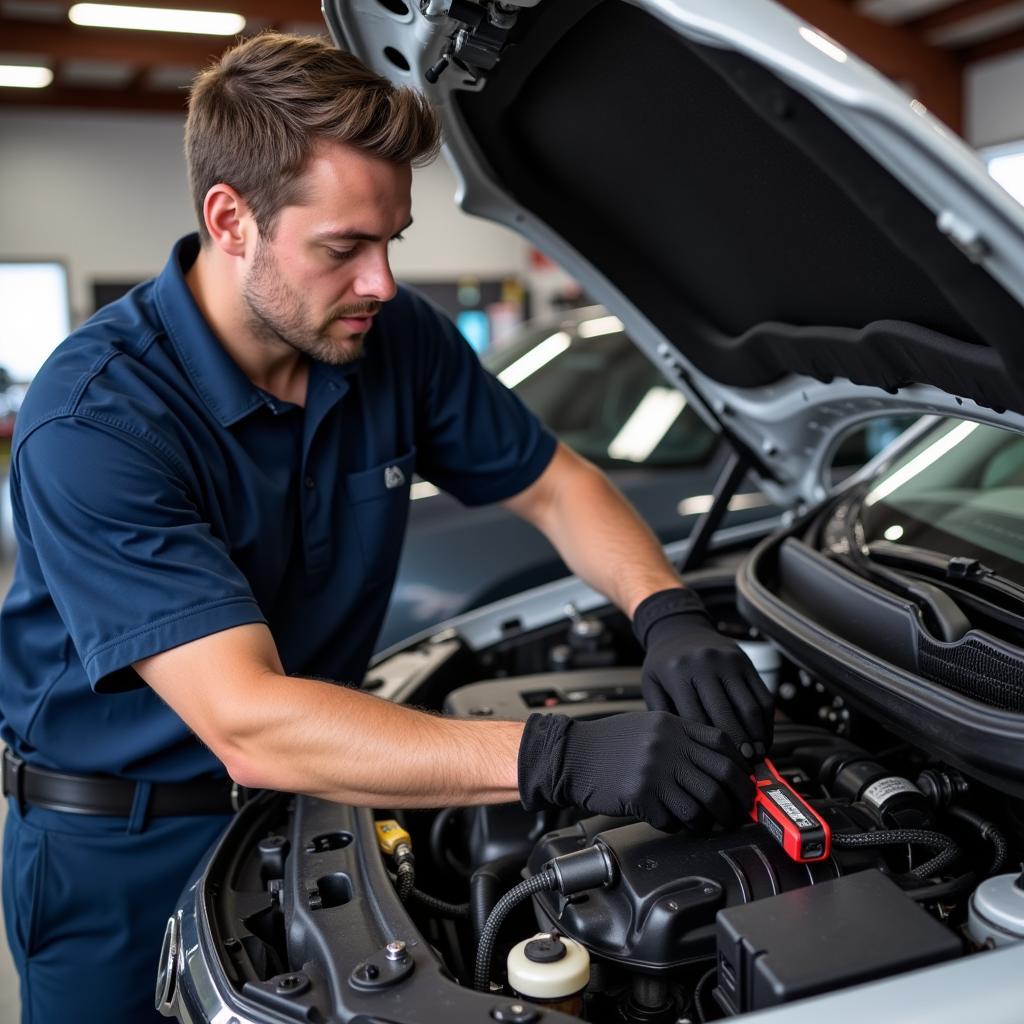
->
[859,419,1024,586]
[484,318,715,469]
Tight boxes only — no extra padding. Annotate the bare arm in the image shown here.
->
[134,623,523,806]
[503,442,682,616]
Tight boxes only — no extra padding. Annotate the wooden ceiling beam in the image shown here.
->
[0,18,229,66]
[124,64,154,92]
[0,86,188,112]
[778,0,964,131]
[955,24,1024,59]
[906,0,1022,35]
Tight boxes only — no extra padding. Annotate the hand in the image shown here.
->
[633,588,774,762]
[518,710,754,833]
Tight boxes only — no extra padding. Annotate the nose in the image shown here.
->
[354,248,398,303]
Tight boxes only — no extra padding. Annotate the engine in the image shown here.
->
[205,591,1024,1024]
[408,666,1023,1022]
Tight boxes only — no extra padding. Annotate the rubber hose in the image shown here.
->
[396,863,415,903]
[387,871,470,917]
[832,829,960,879]
[944,805,1009,875]
[430,807,472,879]
[903,871,978,903]
[473,870,556,993]
[470,854,527,941]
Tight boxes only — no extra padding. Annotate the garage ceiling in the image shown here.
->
[1,0,1022,131]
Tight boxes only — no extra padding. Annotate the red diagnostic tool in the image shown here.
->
[750,758,831,863]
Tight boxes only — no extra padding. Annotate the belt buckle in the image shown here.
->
[2,749,26,816]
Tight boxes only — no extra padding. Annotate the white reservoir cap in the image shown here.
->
[507,933,590,1000]
[968,873,1024,947]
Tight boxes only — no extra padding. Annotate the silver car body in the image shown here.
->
[324,0,1024,509]
[162,1,1024,1020]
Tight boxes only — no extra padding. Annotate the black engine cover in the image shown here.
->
[528,816,839,972]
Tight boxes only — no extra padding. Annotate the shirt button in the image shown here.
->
[304,476,315,490]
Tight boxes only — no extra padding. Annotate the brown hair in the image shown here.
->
[185,31,441,241]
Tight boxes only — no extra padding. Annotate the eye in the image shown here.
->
[326,247,356,261]
[391,233,405,243]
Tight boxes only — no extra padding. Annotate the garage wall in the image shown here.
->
[965,52,1024,149]
[0,108,527,325]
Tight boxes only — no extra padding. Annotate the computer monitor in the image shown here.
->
[0,260,72,383]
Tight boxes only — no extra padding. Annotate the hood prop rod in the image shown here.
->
[678,449,752,573]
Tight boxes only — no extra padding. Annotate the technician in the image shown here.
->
[0,32,772,1023]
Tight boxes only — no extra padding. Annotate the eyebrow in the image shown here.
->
[314,218,413,244]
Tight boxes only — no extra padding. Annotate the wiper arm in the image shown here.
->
[865,541,1024,607]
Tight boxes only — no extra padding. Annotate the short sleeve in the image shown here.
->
[410,298,557,506]
[13,415,266,692]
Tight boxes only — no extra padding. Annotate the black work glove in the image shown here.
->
[518,710,754,833]
[633,587,774,763]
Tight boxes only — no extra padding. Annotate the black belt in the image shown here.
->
[2,748,243,817]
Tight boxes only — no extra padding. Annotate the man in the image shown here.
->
[0,31,772,1023]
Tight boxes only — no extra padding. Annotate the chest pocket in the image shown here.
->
[344,447,416,587]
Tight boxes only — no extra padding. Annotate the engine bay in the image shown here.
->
[191,560,1024,1023]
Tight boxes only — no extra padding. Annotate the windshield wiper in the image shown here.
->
[859,540,1024,642]
[864,541,1024,607]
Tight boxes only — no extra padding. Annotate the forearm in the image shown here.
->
[510,445,681,616]
[197,670,522,806]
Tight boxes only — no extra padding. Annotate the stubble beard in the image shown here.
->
[241,238,378,366]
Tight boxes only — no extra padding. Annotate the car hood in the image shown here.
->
[324,0,1024,506]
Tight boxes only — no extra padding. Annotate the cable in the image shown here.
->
[473,870,557,992]
[832,829,960,879]
[472,845,616,992]
[943,806,1009,875]
[693,965,717,1024]
[387,871,470,917]
[376,818,470,916]
[396,862,415,903]
[408,886,470,918]
[903,871,978,904]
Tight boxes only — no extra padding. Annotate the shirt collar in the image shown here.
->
[153,234,362,428]
[154,234,266,427]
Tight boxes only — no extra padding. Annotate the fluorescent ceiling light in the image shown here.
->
[68,3,246,35]
[497,331,571,389]
[576,315,623,339]
[0,64,53,88]
[607,387,686,463]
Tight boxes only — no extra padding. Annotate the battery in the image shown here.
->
[714,869,963,1015]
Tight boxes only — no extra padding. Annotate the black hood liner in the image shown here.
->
[457,0,1024,414]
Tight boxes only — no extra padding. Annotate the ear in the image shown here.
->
[203,183,256,257]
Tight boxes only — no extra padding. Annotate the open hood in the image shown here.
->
[324,0,1024,507]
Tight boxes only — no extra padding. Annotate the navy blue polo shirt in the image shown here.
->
[0,234,555,782]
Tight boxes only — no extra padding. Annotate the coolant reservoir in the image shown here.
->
[507,932,590,1015]
[968,872,1024,947]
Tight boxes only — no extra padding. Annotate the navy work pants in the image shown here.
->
[2,796,231,1023]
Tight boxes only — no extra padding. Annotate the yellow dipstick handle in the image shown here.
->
[374,819,412,857]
